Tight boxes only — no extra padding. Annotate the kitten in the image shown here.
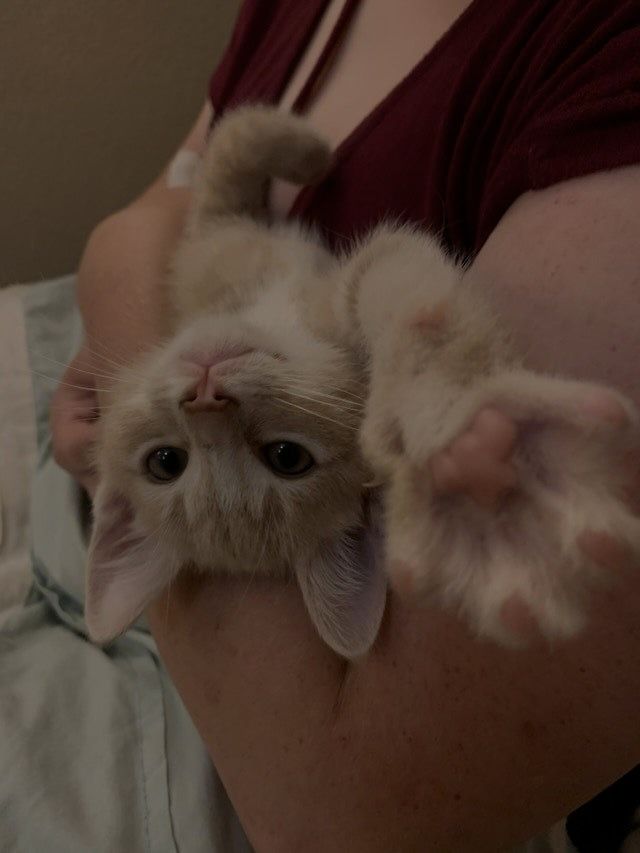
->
[86,106,640,656]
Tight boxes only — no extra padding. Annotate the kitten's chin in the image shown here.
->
[188,551,290,581]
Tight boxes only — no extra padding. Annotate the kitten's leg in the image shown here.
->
[342,226,640,644]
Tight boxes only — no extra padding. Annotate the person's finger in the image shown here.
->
[50,403,98,486]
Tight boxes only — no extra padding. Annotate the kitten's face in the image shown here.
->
[96,312,368,575]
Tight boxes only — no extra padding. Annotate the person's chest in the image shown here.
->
[271,0,473,216]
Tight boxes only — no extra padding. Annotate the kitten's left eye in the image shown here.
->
[261,441,314,477]
[145,446,189,482]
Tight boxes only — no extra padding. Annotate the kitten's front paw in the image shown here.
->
[381,371,640,644]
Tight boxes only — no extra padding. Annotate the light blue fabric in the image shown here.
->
[0,278,251,853]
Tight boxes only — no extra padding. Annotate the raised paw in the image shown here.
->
[382,370,640,645]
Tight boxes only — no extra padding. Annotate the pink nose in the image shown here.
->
[181,365,236,412]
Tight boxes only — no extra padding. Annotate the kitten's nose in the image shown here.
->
[181,366,236,412]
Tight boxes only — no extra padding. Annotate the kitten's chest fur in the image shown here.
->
[168,218,344,348]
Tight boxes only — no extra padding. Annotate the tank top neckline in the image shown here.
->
[282,0,483,218]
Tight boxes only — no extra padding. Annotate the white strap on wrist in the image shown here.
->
[166,149,201,189]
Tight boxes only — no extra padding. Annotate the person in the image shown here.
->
[48,0,640,850]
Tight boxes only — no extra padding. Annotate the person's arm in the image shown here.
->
[77,99,212,341]
[148,165,640,853]
[51,101,212,491]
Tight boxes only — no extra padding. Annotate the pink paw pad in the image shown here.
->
[409,301,450,334]
[430,408,518,508]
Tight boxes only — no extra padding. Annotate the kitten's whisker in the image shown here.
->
[82,350,131,374]
[271,379,365,408]
[234,553,263,616]
[47,397,118,409]
[283,378,367,403]
[46,403,115,414]
[81,341,149,381]
[47,399,116,407]
[275,386,364,414]
[292,388,364,408]
[234,503,279,615]
[28,371,116,393]
[272,397,359,431]
[83,333,135,369]
[46,405,100,415]
[231,525,269,617]
[81,337,155,382]
[285,370,366,388]
[80,348,128,372]
[294,388,365,405]
[35,354,129,384]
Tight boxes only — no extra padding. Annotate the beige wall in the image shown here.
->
[0,0,239,286]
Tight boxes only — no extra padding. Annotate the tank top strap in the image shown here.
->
[210,1,363,116]
[292,0,363,113]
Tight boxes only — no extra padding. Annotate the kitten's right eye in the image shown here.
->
[144,447,189,483]
[260,441,315,477]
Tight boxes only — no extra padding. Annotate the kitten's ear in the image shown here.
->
[85,487,176,644]
[296,502,387,659]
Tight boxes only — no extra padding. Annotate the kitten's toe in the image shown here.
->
[498,595,541,643]
[578,530,637,576]
[579,388,632,427]
[388,559,422,598]
[429,407,518,508]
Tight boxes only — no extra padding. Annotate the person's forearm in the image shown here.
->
[149,568,640,853]
[77,101,212,347]
[76,196,190,348]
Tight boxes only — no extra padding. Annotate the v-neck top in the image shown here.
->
[209,0,640,257]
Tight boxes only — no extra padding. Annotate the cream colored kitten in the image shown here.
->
[86,106,640,656]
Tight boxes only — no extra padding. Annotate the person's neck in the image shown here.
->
[272,0,475,217]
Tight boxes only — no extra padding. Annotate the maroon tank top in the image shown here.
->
[210,0,640,257]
